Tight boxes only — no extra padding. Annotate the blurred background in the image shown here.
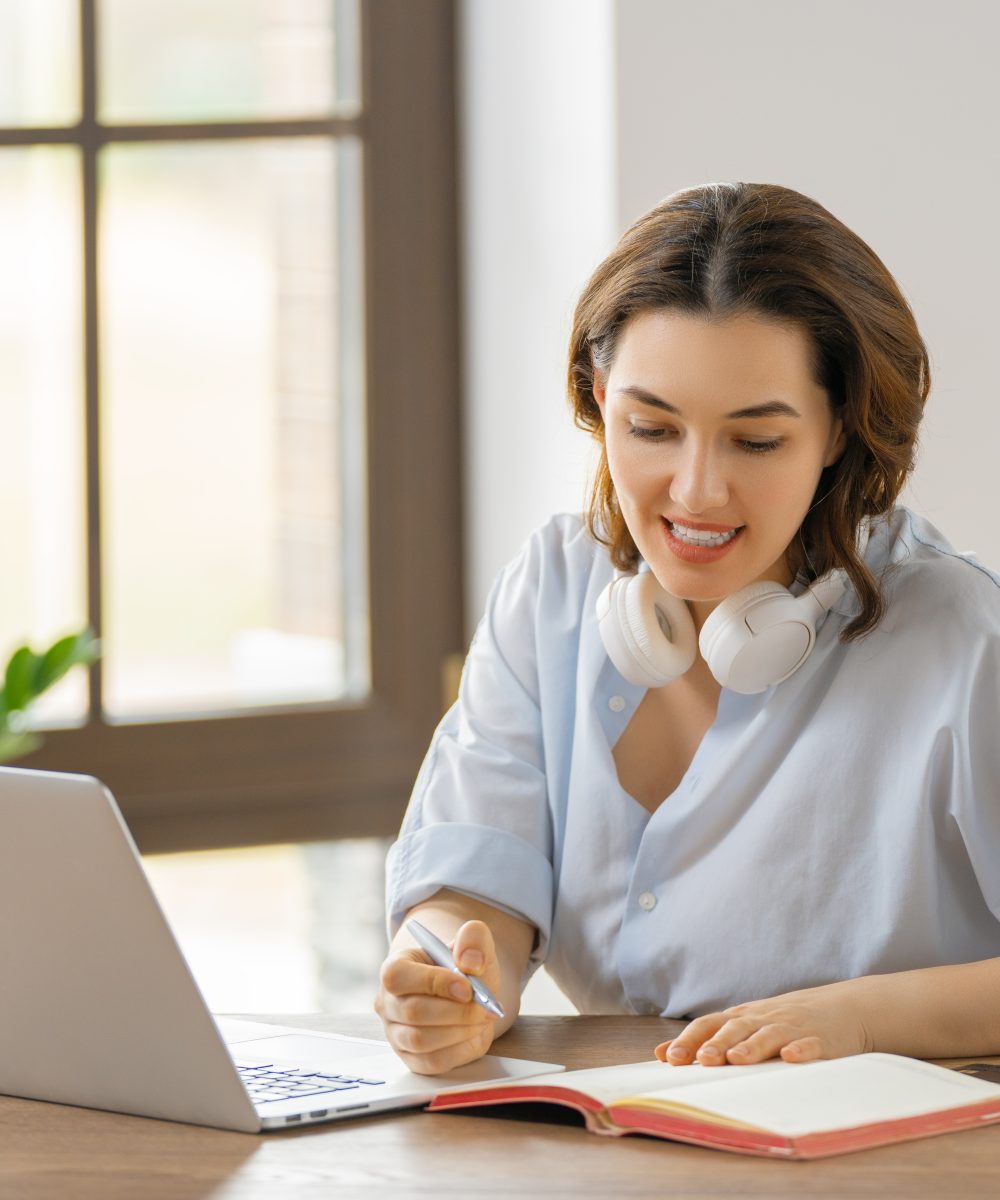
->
[2,0,997,1016]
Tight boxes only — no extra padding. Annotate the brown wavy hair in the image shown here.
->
[568,182,930,640]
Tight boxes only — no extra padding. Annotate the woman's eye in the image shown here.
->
[738,438,783,455]
[627,424,673,441]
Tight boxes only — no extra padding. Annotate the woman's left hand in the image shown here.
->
[655,981,875,1066]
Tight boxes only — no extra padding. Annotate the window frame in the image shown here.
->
[5,0,463,853]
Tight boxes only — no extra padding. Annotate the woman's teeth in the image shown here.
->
[669,522,740,547]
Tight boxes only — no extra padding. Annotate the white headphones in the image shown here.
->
[596,569,848,695]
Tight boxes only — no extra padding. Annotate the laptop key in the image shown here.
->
[254,1085,360,1104]
[237,1062,374,1102]
[258,1081,358,1095]
[311,1073,384,1085]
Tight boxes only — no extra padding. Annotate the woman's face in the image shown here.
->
[593,310,846,622]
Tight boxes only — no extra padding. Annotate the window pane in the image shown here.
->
[0,148,87,723]
[144,838,575,1015]
[0,0,80,127]
[99,0,360,123]
[101,138,366,719]
[144,839,389,1013]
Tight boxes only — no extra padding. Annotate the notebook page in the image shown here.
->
[621,1054,1000,1137]
[484,1059,786,1106]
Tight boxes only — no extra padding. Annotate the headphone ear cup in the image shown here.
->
[598,573,697,688]
[699,581,815,694]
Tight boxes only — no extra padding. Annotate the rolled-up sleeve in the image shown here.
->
[386,526,556,965]
[953,632,1000,923]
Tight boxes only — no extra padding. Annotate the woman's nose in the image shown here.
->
[668,443,729,514]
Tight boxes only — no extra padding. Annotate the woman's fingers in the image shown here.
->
[390,1024,495,1076]
[376,988,484,1027]
[385,1017,490,1057]
[656,1013,830,1066]
[655,984,870,1067]
[379,949,472,1003]
[657,1013,779,1064]
[375,920,503,1074]
[451,919,496,976]
[690,1016,765,1064]
[779,1036,824,1062]
[375,954,483,1028]
[659,1013,728,1063]
[719,1022,804,1064]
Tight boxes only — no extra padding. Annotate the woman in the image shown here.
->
[374,182,1000,1075]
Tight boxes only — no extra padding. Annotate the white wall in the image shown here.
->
[614,0,1000,563]
[458,0,615,631]
[460,0,1000,632]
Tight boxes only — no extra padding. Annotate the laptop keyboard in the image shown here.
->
[235,1060,387,1105]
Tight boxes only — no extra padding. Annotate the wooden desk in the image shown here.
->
[3,1014,1000,1199]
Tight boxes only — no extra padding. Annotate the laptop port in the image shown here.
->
[285,1115,302,1123]
[309,1110,328,1118]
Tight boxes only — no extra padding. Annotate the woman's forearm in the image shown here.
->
[660,956,1000,1067]
[850,956,1000,1059]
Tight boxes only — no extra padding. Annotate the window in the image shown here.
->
[2,0,462,852]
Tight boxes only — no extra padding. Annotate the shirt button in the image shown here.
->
[638,891,657,911]
[608,695,626,712]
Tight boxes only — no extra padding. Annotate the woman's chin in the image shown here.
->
[647,561,745,603]
[646,546,792,602]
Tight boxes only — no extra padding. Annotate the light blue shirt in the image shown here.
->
[386,508,1000,1017]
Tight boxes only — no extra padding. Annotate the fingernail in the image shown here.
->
[459,950,483,971]
[729,1046,748,1060]
[699,1045,722,1061]
[667,1046,690,1062]
[449,981,470,1001]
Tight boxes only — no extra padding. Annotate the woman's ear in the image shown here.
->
[824,412,848,467]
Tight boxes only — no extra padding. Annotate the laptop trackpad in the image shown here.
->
[237,1034,392,1065]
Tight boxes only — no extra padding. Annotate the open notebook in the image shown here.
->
[429,1053,1000,1159]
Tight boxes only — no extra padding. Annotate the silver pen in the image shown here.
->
[406,919,505,1018]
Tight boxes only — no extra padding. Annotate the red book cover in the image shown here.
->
[428,1055,1000,1159]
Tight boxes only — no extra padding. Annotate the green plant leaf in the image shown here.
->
[35,629,100,694]
[0,728,42,763]
[4,646,42,713]
[0,629,100,761]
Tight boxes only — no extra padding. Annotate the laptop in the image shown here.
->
[0,766,562,1132]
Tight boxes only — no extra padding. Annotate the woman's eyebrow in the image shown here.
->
[728,400,802,420]
[615,385,801,420]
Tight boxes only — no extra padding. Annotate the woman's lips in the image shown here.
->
[661,518,745,563]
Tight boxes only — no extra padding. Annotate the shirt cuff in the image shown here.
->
[386,822,554,970]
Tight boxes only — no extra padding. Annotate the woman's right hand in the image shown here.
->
[374,919,504,1075]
